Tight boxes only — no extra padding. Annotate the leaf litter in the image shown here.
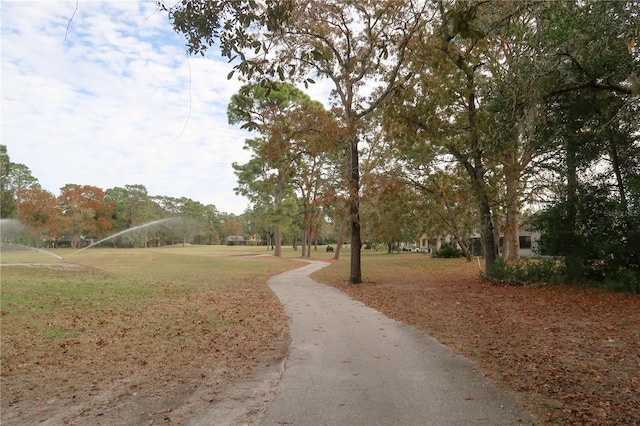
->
[314,255,640,425]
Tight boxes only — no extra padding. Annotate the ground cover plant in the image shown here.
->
[313,253,640,425]
[1,245,302,425]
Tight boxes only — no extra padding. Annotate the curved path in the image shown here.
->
[260,261,536,426]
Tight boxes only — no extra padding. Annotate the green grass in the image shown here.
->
[1,245,307,423]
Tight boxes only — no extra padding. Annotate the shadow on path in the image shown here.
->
[260,261,536,426]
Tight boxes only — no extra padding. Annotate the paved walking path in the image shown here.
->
[260,261,536,426]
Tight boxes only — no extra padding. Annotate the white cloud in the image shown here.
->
[1,0,255,214]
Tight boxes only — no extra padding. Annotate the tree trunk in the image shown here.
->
[307,220,313,258]
[565,138,581,280]
[313,219,319,251]
[504,158,522,261]
[274,179,284,256]
[333,212,348,260]
[274,225,282,257]
[480,194,497,272]
[609,137,628,212]
[349,137,362,284]
[301,226,308,257]
[454,235,472,262]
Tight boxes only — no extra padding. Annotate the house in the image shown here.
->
[416,225,541,257]
[226,235,247,246]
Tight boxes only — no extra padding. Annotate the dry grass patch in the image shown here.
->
[1,247,300,425]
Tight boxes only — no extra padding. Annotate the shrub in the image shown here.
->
[432,242,462,258]
[487,257,565,285]
[604,269,640,294]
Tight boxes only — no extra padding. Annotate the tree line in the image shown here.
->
[164,0,639,288]
[0,145,251,249]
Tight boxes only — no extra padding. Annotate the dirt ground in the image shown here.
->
[2,349,287,426]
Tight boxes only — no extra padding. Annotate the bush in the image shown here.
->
[603,269,640,294]
[487,257,565,285]
[432,242,462,258]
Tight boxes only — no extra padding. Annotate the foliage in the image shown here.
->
[487,257,566,286]
[361,168,422,253]
[16,188,61,245]
[527,0,640,290]
[56,184,115,249]
[0,145,12,218]
[229,83,339,256]
[0,145,40,219]
[532,186,640,291]
[13,177,236,248]
[431,242,462,258]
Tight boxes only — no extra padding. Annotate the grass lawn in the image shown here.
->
[1,245,312,425]
[3,246,638,425]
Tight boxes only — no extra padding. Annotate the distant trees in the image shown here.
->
[15,182,238,248]
[52,185,115,249]
[3,142,237,248]
[1,144,40,219]
[16,188,60,247]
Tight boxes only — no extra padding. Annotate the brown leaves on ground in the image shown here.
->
[314,255,640,426]
[1,254,298,425]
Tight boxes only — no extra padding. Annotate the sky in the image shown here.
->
[1,0,330,215]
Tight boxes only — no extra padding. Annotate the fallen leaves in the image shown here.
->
[315,255,640,425]
[1,255,298,425]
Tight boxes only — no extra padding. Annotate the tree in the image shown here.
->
[530,0,640,284]
[17,188,61,247]
[363,171,420,253]
[415,169,478,261]
[105,184,157,247]
[232,136,295,255]
[241,203,278,249]
[267,89,340,257]
[200,204,222,245]
[0,145,40,219]
[0,145,13,218]
[221,217,244,239]
[165,0,429,283]
[229,83,329,256]
[58,184,115,248]
[383,1,498,270]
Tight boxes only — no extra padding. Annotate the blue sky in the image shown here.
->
[1,1,263,214]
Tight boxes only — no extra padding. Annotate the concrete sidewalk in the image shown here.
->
[259,261,536,426]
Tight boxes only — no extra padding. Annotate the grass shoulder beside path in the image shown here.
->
[312,253,640,426]
[1,245,305,425]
